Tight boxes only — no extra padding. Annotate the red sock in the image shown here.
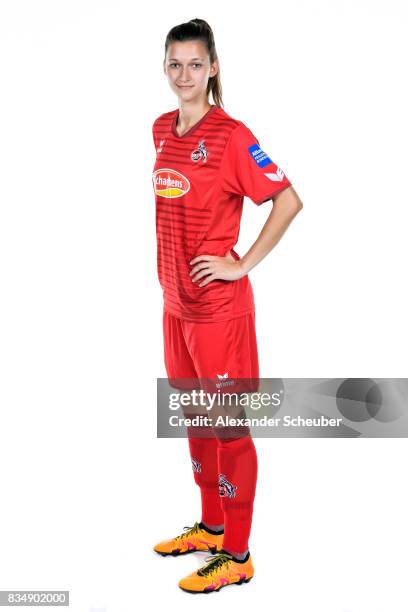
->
[217,435,258,553]
[187,435,224,526]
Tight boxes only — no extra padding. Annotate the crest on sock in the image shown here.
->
[219,474,237,498]
[191,458,202,473]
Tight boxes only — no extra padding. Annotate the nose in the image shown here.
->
[179,66,192,83]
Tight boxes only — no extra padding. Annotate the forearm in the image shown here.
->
[239,186,303,275]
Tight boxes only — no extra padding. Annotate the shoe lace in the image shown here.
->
[174,521,202,541]
[197,552,233,577]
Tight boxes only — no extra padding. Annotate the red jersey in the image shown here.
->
[152,104,292,323]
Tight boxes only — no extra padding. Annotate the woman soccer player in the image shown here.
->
[151,18,303,594]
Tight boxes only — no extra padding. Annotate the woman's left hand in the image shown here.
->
[189,251,245,287]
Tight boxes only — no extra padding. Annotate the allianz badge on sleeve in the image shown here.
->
[248,143,273,168]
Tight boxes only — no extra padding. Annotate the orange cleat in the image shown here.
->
[178,550,254,593]
[153,521,223,556]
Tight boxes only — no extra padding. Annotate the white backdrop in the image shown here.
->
[0,1,407,611]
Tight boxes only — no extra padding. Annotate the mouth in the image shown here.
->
[177,85,194,89]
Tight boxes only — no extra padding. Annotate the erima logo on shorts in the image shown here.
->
[215,371,235,389]
[248,143,273,168]
[219,474,237,498]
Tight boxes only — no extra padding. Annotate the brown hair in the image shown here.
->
[164,18,224,108]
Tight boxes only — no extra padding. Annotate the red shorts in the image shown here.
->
[162,309,259,393]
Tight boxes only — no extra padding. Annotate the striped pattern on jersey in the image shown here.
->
[152,105,256,323]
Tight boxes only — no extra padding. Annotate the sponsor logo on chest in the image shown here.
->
[152,168,190,198]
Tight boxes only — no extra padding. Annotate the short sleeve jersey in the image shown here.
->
[152,104,292,323]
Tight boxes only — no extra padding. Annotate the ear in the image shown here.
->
[210,59,219,78]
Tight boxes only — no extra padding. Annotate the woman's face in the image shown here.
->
[163,40,218,103]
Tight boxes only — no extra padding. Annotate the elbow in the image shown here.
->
[291,187,303,212]
[289,196,303,221]
[289,192,303,216]
[292,190,303,213]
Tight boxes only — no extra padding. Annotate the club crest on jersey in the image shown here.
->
[191,458,202,473]
[248,143,273,168]
[219,474,237,499]
[191,139,208,163]
[152,168,190,198]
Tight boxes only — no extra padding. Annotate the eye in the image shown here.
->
[168,63,202,68]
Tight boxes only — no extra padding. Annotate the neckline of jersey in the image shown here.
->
[171,104,219,139]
